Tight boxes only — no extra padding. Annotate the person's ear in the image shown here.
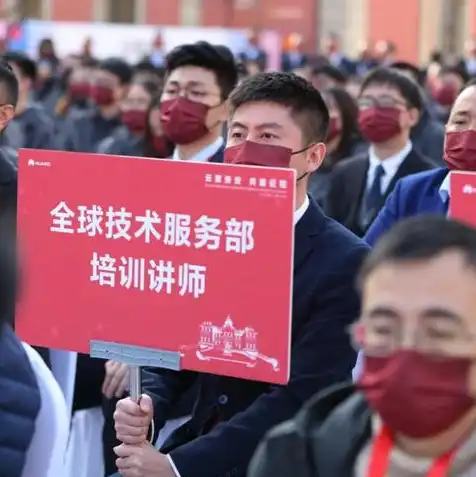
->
[407,107,420,128]
[306,142,326,173]
[0,105,15,128]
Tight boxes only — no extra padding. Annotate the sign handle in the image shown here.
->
[129,365,141,401]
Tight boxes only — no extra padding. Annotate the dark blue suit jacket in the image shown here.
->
[141,199,369,477]
[365,167,448,246]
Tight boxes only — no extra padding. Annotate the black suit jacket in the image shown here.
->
[324,148,435,237]
[142,199,369,477]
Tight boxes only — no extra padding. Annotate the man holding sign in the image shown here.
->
[112,72,369,477]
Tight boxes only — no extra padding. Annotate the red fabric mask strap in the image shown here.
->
[368,424,458,477]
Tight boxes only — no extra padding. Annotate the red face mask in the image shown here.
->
[359,107,402,143]
[90,85,114,106]
[152,135,172,158]
[224,140,293,167]
[326,117,341,142]
[358,351,475,439]
[160,98,209,145]
[444,130,476,171]
[68,82,90,100]
[432,83,457,107]
[121,109,147,134]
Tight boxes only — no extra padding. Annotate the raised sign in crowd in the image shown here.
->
[2,27,476,477]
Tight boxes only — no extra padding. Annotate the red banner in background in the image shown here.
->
[449,171,476,227]
[16,150,295,384]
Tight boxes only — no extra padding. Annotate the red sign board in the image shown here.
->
[16,150,295,384]
[449,171,476,227]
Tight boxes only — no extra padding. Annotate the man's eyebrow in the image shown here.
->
[421,308,463,323]
[364,306,400,320]
[167,79,205,87]
[256,122,284,130]
[229,121,247,129]
[452,110,470,116]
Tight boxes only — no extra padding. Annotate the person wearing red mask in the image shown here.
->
[110,72,369,477]
[308,86,366,206]
[98,80,159,155]
[365,78,476,248]
[159,41,237,163]
[325,67,434,237]
[60,57,132,152]
[431,66,469,124]
[249,215,476,477]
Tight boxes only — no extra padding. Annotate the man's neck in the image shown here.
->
[99,104,120,119]
[372,136,409,161]
[396,407,476,458]
[176,132,221,161]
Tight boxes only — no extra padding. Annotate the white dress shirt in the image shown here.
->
[366,141,412,194]
[21,343,70,477]
[173,137,224,162]
[439,172,451,203]
[166,194,310,477]
[294,194,309,224]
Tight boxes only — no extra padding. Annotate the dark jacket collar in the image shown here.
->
[293,198,325,271]
[294,383,372,477]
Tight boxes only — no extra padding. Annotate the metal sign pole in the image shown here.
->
[129,365,141,401]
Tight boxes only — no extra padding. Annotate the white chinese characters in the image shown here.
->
[91,252,207,298]
[49,202,256,254]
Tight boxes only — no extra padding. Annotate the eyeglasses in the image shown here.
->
[162,84,220,103]
[357,95,408,110]
[351,319,476,357]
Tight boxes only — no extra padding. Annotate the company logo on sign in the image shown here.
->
[463,184,475,194]
[28,158,51,167]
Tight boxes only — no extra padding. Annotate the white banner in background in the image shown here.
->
[23,20,250,63]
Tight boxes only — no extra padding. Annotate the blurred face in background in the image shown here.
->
[432,71,464,108]
[68,66,91,102]
[121,83,154,134]
[91,68,126,107]
[37,59,54,83]
[160,65,227,144]
[358,83,419,144]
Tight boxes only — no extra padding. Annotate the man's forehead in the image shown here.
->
[361,83,403,98]
[231,100,292,125]
[167,66,217,85]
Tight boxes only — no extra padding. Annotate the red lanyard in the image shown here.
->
[368,424,458,477]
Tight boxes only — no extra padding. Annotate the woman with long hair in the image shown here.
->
[308,86,366,205]
[98,83,173,158]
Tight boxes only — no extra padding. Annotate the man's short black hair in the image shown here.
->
[229,71,330,145]
[311,64,347,85]
[2,51,36,81]
[360,66,423,111]
[165,41,238,100]
[391,61,424,85]
[440,65,470,85]
[358,217,476,288]
[98,58,133,85]
[0,61,18,107]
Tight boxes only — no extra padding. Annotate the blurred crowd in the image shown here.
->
[2,23,476,477]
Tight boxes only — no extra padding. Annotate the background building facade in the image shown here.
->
[2,0,476,63]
